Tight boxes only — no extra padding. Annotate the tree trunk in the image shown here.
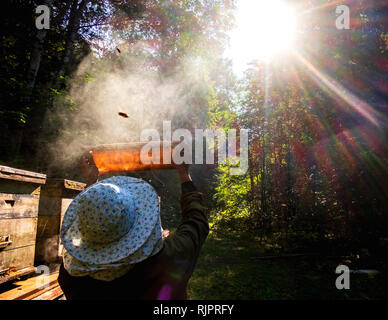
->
[54,0,87,88]
[26,30,47,91]
[25,0,53,96]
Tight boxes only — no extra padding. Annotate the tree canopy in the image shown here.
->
[0,0,387,274]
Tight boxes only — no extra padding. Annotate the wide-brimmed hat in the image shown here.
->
[61,176,163,265]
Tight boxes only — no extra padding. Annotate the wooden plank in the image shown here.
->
[0,218,37,251]
[0,244,36,272]
[0,172,46,185]
[0,272,59,300]
[0,180,41,195]
[35,179,83,265]
[0,194,39,219]
[64,179,86,191]
[31,283,63,300]
[0,165,46,179]
[44,178,86,192]
[19,281,59,300]
[43,178,85,199]
[90,141,179,151]
[90,142,149,151]
[0,266,36,285]
[0,268,9,275]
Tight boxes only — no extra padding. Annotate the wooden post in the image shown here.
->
[0,166,46,283]
[35,179,85,265]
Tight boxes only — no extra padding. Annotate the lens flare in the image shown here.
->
[227,0,297,74]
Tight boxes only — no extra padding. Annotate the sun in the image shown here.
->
[227,0,297,74]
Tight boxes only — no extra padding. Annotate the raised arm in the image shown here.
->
[169,163,209,259]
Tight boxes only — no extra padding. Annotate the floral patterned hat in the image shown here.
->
[61,176,163,265]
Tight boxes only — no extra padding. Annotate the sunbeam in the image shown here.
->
[293,50,382,127]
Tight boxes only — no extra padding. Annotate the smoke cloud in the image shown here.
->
[43,45,209,177]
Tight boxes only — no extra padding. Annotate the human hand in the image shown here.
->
[173,162,191,184]
[80,152,99,186]
[172,144,192,183]
[176,164,191,183]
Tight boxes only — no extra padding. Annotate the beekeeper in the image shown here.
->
[58,154,208,300]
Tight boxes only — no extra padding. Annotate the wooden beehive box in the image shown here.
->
[35,178,85,265]
[0,165,46,284]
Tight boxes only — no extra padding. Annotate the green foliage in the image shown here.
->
[214,163,250,218]
[208,0,388,256]
[188,231,388,299]
[0,1,387,284]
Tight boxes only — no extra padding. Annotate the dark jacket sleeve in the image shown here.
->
[165,181,209,261]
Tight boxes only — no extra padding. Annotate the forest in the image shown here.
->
[0,0,387,299]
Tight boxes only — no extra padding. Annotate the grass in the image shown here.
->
[186,230,388,300]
